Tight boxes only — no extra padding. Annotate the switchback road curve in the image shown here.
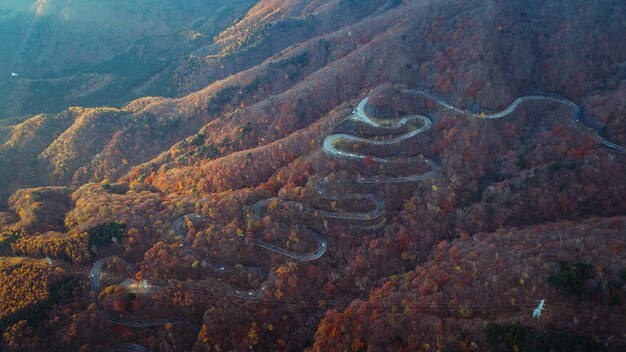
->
[404,89,625,153]
[172,214,270,299]
[323,97,441,183]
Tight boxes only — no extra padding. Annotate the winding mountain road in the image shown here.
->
[172,214,270,299]
[323,97,441,183]
[90,257,199,329]
[249,198,327,260]
[87,88,625,350]
[108,343,152,352]
[404,89,625,153]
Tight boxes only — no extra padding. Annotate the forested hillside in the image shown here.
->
[0,0,625,351]
[0,0,257,117]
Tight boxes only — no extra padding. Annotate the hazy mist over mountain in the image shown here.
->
[0,0,249,75]
[0,0,258,118]
[0,0,624,351]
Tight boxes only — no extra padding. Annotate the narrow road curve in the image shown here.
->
[108,343,152,352]
[172,214,270,299]
[323,97,441,183]
[323,97,434,162]
[251,94,444,235]
[250,177,385,225]
[404,89,625,153]
[90,257,199,329]
[249,198,327,261]
[87,88,624,350]
[312,178,385,221]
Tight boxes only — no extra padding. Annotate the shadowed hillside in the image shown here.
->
[0,0,257,118]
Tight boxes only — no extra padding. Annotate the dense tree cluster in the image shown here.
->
[549,261,626,304]
[0,0,625,350]
[0,258,71,331]
[87,223,126,248]
[8,187,74,233]
[485,323,606,352]
[311,217,626,351]
[0,226,24,256]
[11,232,90,264]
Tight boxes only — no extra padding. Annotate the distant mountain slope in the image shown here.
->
[0,0,391,118]
[0,0,253,77]
[1,0,623,204]
[0,0,395,203]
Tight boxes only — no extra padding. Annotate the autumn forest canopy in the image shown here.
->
[0,0,625,351]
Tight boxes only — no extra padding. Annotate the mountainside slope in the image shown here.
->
[0,0,257,118]
[0,0,625,351]
[312,216,626,351]
[0,0,245,76]
[2,0,624,204]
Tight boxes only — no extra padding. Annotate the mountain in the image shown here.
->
[0,0,255,76]
[0,0,257,118]
[0,0,625,351]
